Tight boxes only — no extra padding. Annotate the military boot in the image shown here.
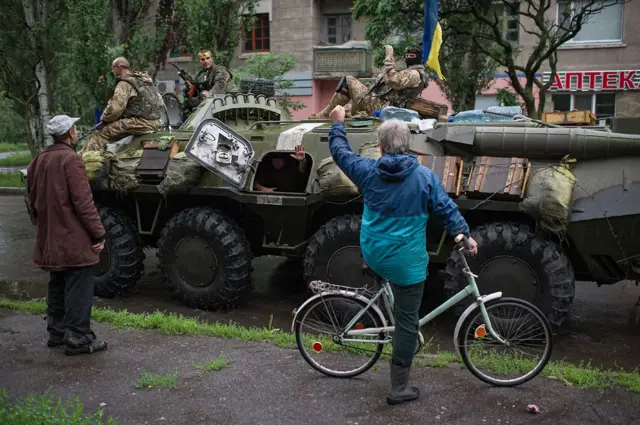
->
[386,362,420,405]
[310,92,350,118]
[64,330,108,356]
[46,316,66,347]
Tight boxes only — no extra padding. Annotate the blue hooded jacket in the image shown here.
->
[328,121,470,285]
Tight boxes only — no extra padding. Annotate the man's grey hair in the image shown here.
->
[378,119,411,154]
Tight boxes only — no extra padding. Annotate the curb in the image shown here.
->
[0,187,26,195]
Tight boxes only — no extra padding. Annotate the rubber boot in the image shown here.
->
[310,92,350,118]
[64,330,108,356]
[46,316,66,347]
[386,363,420,405]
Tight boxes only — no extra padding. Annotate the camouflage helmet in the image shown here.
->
[404,45,423,67]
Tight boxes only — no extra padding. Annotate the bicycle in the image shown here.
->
[292,235,553,387]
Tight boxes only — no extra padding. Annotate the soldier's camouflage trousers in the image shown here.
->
[311,76,384,118]
[81,117,160,152]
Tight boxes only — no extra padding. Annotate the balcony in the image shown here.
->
[312,40,373,79]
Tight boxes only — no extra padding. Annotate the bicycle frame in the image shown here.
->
[339,247,507,345]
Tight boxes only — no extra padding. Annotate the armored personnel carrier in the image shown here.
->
[23,93,640,329]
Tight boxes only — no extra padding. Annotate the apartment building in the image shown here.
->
[155,0,639,122]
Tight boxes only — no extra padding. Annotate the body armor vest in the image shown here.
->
[117,73,164,121]
[376,66,430,108]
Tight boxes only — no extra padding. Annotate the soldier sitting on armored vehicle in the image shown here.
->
[254,145,309,193]
[310,45,430,119]
[81,57,164,152]
[182,49,237,115]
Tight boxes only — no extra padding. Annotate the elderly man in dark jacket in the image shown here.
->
[327,105,477,405]
[26,114,108,356]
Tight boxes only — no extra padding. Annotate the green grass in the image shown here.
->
[134,370,178,389]
[1,297,639,393]
[0,171,23,188]
[0,151,32,166]
[0,142,28,153]
[195,354,231,374]
[0,389,118,424]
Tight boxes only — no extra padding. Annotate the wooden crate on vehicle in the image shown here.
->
[542,110,596,126]
[407,97,449,118]
[465,156,530,198]
[419,155,464,196]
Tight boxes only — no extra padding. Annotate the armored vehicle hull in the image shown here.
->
[21,95,640,329]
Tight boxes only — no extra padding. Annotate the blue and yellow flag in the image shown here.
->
[422,0,445,80]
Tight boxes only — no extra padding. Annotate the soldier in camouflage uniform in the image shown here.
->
[310,45,430,119]
[82,57,164,152]
[182,49,237,114]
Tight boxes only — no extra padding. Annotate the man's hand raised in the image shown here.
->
[330,105,345,122]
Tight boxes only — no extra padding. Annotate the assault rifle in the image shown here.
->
[171,63,197,97]
[356,74,385,105]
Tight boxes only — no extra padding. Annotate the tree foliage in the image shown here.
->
[233,53,307,116]
[444,0,626,118]
[174,0,258,67]
[352,0,498,112]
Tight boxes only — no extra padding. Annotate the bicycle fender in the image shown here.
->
[452,292,503,356]
[291,291,388,333]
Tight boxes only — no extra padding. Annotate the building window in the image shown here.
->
[243,13,270,52]
[325,14,352,44]
[502,2,520,43]
[557,0,623,43]
[551,92,616,119]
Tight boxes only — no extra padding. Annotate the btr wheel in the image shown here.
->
[93,205,145,298]
[156,207,253,310]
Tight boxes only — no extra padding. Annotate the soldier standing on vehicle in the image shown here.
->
[310,45,430,119]
[182,49,237,114]
[26,114,108,356]
[81,57,164,152]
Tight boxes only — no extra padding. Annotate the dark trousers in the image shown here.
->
[390,281,424,368]
[46,266,95,337]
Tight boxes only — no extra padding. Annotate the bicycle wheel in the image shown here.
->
[457,297,552,387]
[294,294,387,378]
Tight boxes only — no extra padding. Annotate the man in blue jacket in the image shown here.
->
[328,105,478,405]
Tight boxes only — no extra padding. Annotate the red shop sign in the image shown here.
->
[541,70,640,91]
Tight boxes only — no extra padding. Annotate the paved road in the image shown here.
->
[1,311,639,425]
[0,195,639,372]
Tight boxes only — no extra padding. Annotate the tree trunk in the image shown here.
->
[22,0,52,150]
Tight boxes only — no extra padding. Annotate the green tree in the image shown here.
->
[174,0,258,67]
[233,53,307,116]
[444,0,625,119]
[352,0,497,112]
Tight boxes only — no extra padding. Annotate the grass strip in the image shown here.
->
[0,389,118,424]
[0,171,23,188]
[0,142,28,153]
[1,297,639,393]
[0,151,32,166]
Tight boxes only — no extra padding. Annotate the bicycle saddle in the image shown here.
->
[361,263,381,280]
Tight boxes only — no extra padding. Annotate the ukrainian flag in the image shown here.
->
[422,0,445,80]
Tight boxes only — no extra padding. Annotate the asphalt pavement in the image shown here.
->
[1,310,639,425]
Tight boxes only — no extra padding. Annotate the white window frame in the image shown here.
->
[551,92,616,117]
[556,0,624,44]
[490,1,520,43]
[325,14,352,45]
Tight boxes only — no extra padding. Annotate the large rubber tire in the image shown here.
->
[156,207,253,310]
[303,215,371,289]
[93,206,145,298]
[444,222,575,328]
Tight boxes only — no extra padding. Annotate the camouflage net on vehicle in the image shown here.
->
[520,155,577,238]
[315,141,381,196]
[157,152,203,197]
[108,148,143,193]
[82,151,114,190]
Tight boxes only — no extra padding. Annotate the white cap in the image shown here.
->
[46,115,81,137]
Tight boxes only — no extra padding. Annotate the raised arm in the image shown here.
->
[328,119,377,189]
